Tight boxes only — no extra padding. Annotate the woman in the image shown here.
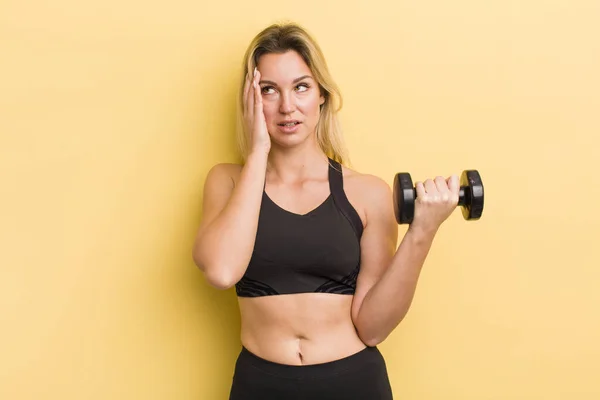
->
[192,22,460,400]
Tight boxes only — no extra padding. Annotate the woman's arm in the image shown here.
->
[351,175,459,346]
[193,68,271,289]
[192,152,268,289]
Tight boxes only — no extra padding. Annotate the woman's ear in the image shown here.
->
[318,85,327,106]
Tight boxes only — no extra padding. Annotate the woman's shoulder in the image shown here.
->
[341,164,392,200]
[340,164,393,224]
[205,162,243,182]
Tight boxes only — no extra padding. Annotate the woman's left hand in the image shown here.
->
[410,175,460,234]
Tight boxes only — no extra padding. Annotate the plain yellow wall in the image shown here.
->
[1,0,599,398]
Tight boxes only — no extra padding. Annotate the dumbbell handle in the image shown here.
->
[410,186,471,206]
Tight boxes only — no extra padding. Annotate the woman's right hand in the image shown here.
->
[243,67,271,156]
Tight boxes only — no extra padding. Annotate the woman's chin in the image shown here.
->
[269,132,313,149]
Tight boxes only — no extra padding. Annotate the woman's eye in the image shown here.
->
[260,84,309,94]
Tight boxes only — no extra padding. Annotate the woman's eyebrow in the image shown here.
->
[259,75,314,86]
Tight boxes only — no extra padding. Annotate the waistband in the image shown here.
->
[237,345,383,379]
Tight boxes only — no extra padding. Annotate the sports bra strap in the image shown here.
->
[328,159,364,240]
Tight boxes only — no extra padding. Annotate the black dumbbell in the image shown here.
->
[393,170,484,224]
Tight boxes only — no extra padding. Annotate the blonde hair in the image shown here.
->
[236,22,350,166]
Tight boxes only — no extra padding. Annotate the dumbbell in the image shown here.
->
[393,170,484,224]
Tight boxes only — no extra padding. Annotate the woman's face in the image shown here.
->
[256,50,325,148]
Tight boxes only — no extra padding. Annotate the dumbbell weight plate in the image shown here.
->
[393,172,415,224]
[460,170,484,220]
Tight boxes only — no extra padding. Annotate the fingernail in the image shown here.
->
[254,67,257,77]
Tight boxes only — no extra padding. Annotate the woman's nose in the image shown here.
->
[279,92,296,114]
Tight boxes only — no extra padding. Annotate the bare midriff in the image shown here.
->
[237,293,367,365]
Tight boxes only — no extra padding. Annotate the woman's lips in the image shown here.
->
[277,121,302,133]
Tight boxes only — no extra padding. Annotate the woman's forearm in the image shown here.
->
[193,152,268,288]
[355,226,437,346]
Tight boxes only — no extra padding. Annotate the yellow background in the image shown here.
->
[1,0,599,398]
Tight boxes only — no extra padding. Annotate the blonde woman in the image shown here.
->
[193,22,460,399]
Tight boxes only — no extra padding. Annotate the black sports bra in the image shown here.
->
[235,159,364,297]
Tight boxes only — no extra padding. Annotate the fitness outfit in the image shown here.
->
[229,345,393,400]
[235,158,363,297]
[228,159,394,399]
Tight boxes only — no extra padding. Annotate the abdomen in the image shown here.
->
[237,293,367,365]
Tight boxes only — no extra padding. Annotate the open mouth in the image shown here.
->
[278,121,301,127]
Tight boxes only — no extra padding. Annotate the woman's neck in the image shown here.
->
[266,144,328,185]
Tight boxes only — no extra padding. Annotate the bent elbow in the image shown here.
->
[356,324,388,347]
[362,335,385,348]
[191,246,242,290]
[201,264,239,291]
[206,275,237,291]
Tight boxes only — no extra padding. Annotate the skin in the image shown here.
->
[194,50,460,365]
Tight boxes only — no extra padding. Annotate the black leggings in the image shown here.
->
[229,345,394,400]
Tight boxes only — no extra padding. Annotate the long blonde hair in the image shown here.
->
[236,22,350,166]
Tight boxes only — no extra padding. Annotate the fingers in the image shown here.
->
[425,178,438,198]
[434,176,452,203]
[245,68,256,118]
[415,175,459,204]
[415,181,426,199]
[253,69,266,136]
[243,69,251,115]
[253,68,262,112]
[447,174,460,195]
[413,174,460,230]
[414,178,440,203]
